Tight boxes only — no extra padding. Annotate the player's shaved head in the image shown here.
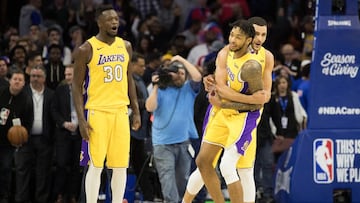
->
[240,59,263,93]
[243,59,262,70]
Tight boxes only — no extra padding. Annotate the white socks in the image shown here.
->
[85,163,103,203]
[111,168,127,203]
[85,164,127,203]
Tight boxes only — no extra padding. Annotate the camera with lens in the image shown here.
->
[155,61,184,89]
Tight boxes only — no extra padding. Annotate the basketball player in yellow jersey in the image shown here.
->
[234,17,274,203]
[72,5,141,203]
[183,17,274,203]
[195,20,267,203]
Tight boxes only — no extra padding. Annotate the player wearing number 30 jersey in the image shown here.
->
[82,36,132,168]
[85,36,130,109]
[72,5,141,203]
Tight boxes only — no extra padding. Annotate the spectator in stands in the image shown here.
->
[67,25,85,59]
[135,35,155,59]
[42,26,72,65]
[168,34,189,58]
[44,44,65,90]
[132,0,161,20]
[181,19,203,50]
[19,0,43,37]
[297,60,311,116]
[149,14,180,53]
[25,51,43,84]
[129,52,157,202]
[279,43,302,91]
[51,64,81,203]
[0,69,33,203]
[142,52,162,87]
[9,45,27,73]
[268,75,307,162]
[187,22,223,68]
[254,103,275,203]
[157,0,182,33]
[16,37,35,53]
[0,56,10,87]
[28,24,44,51]
[14,65,55,203]
[42,0,71,33]
[3,32,20,56]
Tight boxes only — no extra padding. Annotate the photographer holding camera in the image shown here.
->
[145,55,202,203]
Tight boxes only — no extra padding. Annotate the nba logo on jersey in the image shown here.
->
[313,138,334,183]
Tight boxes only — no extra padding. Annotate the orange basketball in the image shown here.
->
[7,125,28,147]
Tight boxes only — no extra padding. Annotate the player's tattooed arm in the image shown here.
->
[220,101,262,111]
[209,88,262,111]
[218,59,264,111]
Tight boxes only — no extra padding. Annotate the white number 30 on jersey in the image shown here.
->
[103,65,123,83]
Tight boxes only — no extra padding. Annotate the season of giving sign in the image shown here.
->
[309,50,360,129]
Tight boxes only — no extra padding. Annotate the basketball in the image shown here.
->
[7,125,28,147]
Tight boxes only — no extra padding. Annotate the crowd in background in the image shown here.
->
[0,0,359,203]
[0,0,317,64]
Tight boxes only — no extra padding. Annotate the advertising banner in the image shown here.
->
[276,1,360,202]
[308,0,360,129]
[274,130,360,203]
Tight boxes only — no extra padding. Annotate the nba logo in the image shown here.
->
[313,138,334,183]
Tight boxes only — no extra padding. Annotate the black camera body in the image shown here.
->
[156,61,184,89]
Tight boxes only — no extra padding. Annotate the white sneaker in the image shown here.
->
[98,193,106,200]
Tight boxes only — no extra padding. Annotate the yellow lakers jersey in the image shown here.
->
[226,51,254,94]
[84,36,130,110]
[253,46,266,74]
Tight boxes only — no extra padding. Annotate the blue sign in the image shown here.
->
[309,0,360,129]
[275,1,360,202]
[275,130,360,203]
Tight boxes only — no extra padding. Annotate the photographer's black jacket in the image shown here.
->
[0,86,33,146]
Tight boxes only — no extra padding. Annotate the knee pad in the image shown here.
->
[186,168,204,195]
[220,146,241,184]
[237,168,255,202]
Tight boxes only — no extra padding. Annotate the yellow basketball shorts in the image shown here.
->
[236,129,257,168]
[203,108,255,148]
[87,106,130,168]
[210,133,257,169]
[202,108,232,147]
[203,108,260,168]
